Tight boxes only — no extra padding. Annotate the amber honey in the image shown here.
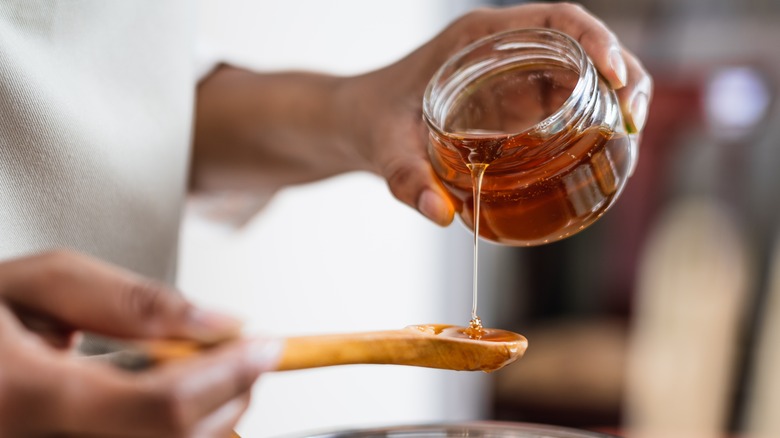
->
[437,325,523,343]
[429,125,632,246]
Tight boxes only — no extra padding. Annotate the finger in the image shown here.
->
[148,338,280,424]
[539,3,626,89]
[470,4,626,89]
[0,303,74,353]
[478,4,653,130]
[57,338,280,436]
[615,49,653,133]
[382,154,455,226]
[190,391,251,438]
[0,303,28,338]
[0,250,242,343]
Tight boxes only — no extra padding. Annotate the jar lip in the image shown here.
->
[422,27,591,140]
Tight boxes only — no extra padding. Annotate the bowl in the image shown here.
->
[298,422,619,438]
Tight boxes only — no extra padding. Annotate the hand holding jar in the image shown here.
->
[193,3,651,232]
[343,3,651,229]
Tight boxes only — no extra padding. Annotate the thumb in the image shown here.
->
[0,251,242,344]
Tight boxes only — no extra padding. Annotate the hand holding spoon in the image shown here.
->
[122,325,526,438]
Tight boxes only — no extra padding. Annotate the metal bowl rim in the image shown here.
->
[292,421,620,438]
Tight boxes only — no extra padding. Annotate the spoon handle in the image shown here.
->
[278,329,427,370]
[122,331,416,369]
[123,326,525,373]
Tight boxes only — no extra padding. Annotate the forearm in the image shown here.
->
[191,65,375,194]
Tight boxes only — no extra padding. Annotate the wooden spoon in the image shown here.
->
[127,324,527,373]
[124,325,526,438]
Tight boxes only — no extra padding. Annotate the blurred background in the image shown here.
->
[181,0,780,437]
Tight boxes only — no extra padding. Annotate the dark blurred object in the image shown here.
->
[494,318,627,427]
[300,422,620,438]
[489,0,780,434]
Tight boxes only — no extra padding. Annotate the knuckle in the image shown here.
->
[121,280,171,321]
[559,1,586,13]
[145,383,193,437]
[39,248,78,262]
[549,2,588,21]
[463,7,494,23]
[385,164,415,203]
[38,249,77,270]
[35,249,83,284]
[449,7,494,37]
[233,361,259,394]
[386,163,411,189]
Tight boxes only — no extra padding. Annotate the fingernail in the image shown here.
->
[246,338,284,373]
[629,91,649,133]
[609,47,627,88]
[188,308,244,343]
[417,189,451,226]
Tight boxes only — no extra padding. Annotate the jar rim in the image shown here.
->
[422,28,592,140]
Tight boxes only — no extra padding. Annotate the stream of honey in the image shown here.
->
[464,163,488,339]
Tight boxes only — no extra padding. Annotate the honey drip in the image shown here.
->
[464,316,484,339]
[466,163,489,340]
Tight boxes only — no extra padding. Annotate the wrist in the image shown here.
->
[331,73,382,174]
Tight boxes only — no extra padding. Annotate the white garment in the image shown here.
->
[0,0,197,282]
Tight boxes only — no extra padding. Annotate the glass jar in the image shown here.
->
[423,29,637,246]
